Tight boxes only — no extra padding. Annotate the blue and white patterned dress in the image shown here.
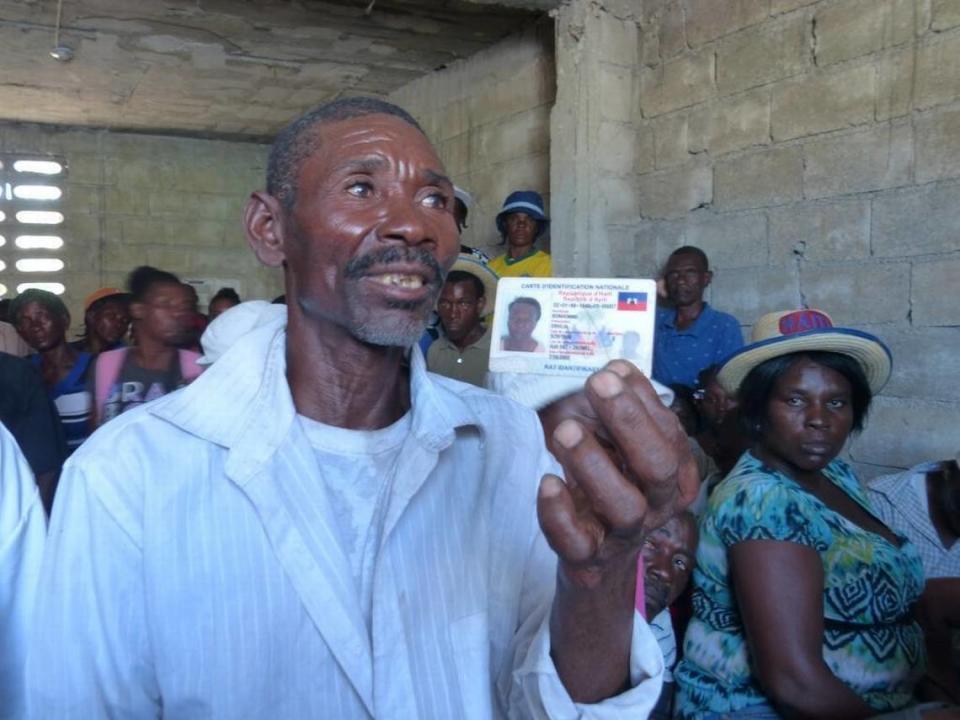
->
[675,451,926,717]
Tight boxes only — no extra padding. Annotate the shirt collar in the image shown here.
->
[437,324,490,352]
[502,248,541,266]
[152,313,482,456]
[662,302,713,333]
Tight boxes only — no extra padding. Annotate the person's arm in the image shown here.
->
[729,539,876,719]
[917,578,960,704]
[537,361,699,702]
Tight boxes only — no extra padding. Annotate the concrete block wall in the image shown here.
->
[0,123,281,327]
[578,0,959,476]
[388,21,555,257]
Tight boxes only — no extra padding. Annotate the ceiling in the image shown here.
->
[0,0,552,138]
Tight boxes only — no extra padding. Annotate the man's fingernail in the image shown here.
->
[554,419,583,448]
[607,361,632,378]
[591,372,623,398]
[540,475,564,497]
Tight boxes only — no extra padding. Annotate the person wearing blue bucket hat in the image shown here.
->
[489,190,553,278]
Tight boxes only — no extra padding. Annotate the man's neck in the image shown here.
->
[451,323,485,351]
[131,334,178,372]
[286,311,410,431]
[673,300,705,329]
[508,243,535,260]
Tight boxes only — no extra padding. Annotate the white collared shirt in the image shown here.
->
[867,462,960,579]
[0,423,46,719]
[27,316,663,719]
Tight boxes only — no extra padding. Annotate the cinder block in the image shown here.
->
[912,259,960,326]
[801,261,910,324]
[438,134,469,178]
[714,146,804,210]
[639,48,714,117]
[768,198,870,263]
[871,183,960,256]
[716,14,810,95]
[653,113,689,168]
[932,0,960,30]
[770,0,818,13]
[881,327,960,402]
[598,175,639,223]
[771,65,876,141]
[599,64,636,122]
[683,209,768,269]
[658,2,687,59]
[636,163,713,218]
[596,11,639,68]
[104,187,149,216]
[63,185,102,216]
[148,191,238,221]
[687,88,771,156]
[915,106,960,183]
[598,121,639,175]
[802,121,913,199]
[636,121,657,174]
[876,47,916,120]
[619,221,667,276]
[709,263,802,325]
[915,32,960,110]
[815,0,918,66]
[849,396,960,469]
[682,0,771,47]
[165,221,229,248]
[640,18,661,67]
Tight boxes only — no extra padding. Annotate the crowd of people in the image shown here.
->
[0,95,956,719]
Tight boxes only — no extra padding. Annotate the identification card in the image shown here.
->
[488,277,658,377]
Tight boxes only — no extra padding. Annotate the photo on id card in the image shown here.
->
[488,277,658,377]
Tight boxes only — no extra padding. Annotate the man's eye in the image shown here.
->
[786,396,804,407]
[673,557,688,571]
[422,192,449,209]
[346,181,373,197]
[828,398,847,409]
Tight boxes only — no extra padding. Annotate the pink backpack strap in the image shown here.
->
[178,349,204,382]
[94,348,128,421]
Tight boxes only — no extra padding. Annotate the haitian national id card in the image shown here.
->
[489,277,658,377]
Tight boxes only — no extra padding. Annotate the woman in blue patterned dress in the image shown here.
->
[674,309,941,719]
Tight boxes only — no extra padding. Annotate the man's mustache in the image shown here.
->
[345,246,444,286]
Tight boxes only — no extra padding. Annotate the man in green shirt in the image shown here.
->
[426,253,497,387]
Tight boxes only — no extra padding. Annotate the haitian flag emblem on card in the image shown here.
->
[617,292,648,311]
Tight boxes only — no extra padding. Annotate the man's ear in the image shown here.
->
[703,270,714,288]
[476,295,486,315]
[244,191,288,268]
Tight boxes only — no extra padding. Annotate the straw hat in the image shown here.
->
[448,252,499,309]
[716,309,892,395]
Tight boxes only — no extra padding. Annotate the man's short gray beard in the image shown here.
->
[349,301,432,347]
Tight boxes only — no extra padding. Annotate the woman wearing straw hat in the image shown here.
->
[674,309,952,719]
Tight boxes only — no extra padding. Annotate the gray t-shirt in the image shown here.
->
[299,412,411,630]
[100,353,185,424]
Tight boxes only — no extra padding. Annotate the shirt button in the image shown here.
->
[456,358,463,364]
